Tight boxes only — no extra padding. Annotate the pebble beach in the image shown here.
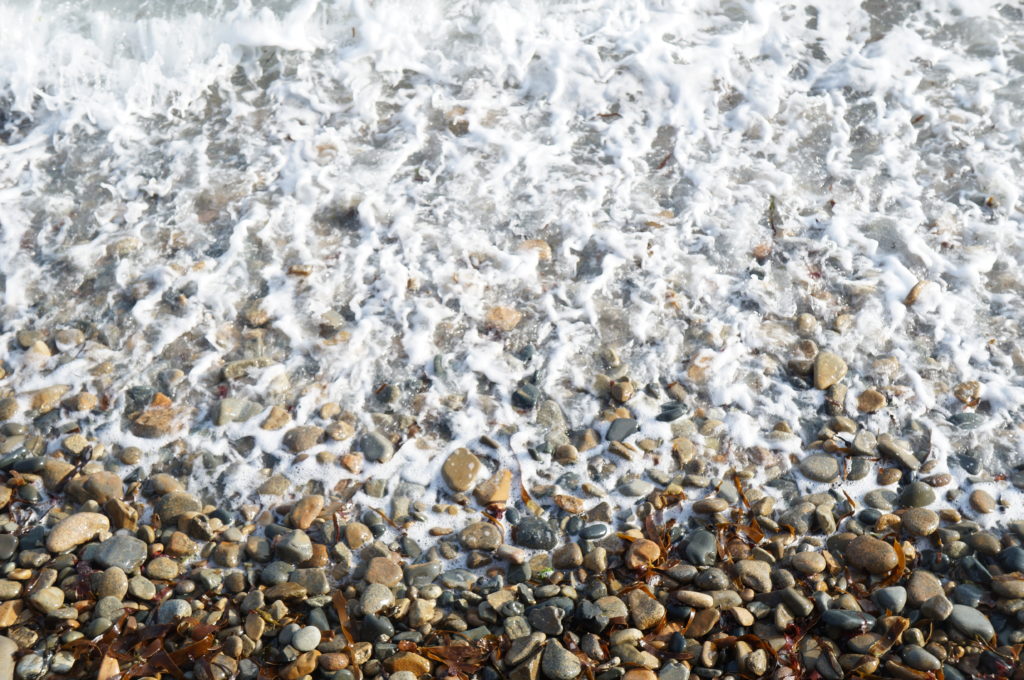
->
[3,1,1024,679]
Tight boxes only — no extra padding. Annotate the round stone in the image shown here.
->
[845,535,898,574]
[156,599,192,625]
[799,454,839,482]
[900,481,936,508]
[441,449,481,492]
[360,583,395,615]
[155,491,202,524]
[969,489,996,514]
[459,522,501,551]
[792,551,826,575]
[902,508,939,536]
[291,626,321,652]
[359,432,394,463]
[94,535,148,573]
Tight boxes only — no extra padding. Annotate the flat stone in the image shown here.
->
[156,599,192,625]
[948,605,994,639]
[94,535,148,573]
[969,489,996,514]
[92,568,128,599]
[902,508,939,536]
[82,472,124,504]
[799,454,839,482]
[552,543,583,569]
[792,551,826,575]
[992,574,1024,598]
[155,491,202,524]
[902,645,941,672]
[275,530,313,564]
[514,517,558,550]
[460,522,502,551]
[844,535,897,574]
[365,557,403,587]
[606,418,638,442]
[131,407,178,438]
[821,609,874,631]
[0,635,16,680]
[442,449,481,492]
[46,512,109,553]
[907,571,944,607]
[900,482,936,508]
[359,432,394,463]
[528,606,565,635]
[685,608,720,637]
[877,434,920,470]
[813,352,847,389]
[921,594,953,621]
[284,426,323,453]
[857,388,887,412]
[27,586,64,614]
[618,479,653,496]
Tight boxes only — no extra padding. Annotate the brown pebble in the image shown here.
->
[625,539,661,570]
[969,489,996,514]
[857,388,887,412]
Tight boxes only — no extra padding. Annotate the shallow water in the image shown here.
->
[2,0,1024,518]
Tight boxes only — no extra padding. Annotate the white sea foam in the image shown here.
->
[1,0,1023,529]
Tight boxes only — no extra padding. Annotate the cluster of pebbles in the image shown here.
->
[2,330,1024,680]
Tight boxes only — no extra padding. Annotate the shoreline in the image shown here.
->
[1,347,1022,680]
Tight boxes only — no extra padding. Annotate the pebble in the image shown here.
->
[799,454,839,482]
[459,522,502,551]
[156,599,193,625]
[291,626,322,652]
[46,512,110,553]
[900,481,936,508]
[813,352,847,389]
[907,571,944,607]
[606,418,639,442]
[513,517,558,550]
[542,640,582,680]
[283,425,323,453]
[734,559,771,592]
[872,586,907,613]
[902,507,939,536]
[359,432,395,463]
[844,535,897,574]
[441,449,481,491]
[685,531,717,567]
[94,535,148,573]
[948,604,995,639]
[791,551,826,575]
[155,491,202,523]
[360,583,395,615]
[969,489,995,513]
[626,590,665,630]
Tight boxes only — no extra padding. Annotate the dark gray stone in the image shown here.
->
[94,535,147,573]
[514,517,558,550]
